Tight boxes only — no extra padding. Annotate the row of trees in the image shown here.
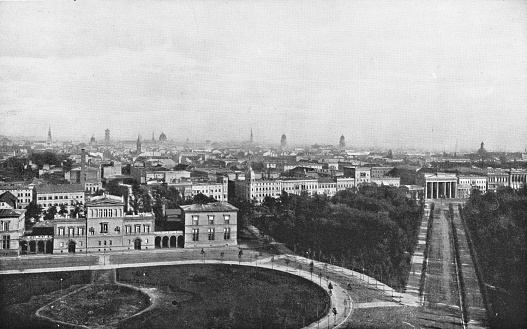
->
[461,187,527,328]
[244,185,423,289]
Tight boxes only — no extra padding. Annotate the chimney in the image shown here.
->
[80,148,86,188]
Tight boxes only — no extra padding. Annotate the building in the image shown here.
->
[136,135,142,154]
[457,175,487,199]
[339,135,346,148]
[486,169,509,192]
[46,126,52,147]
[180,202,238,249]
[343,167,371,185]
[35,184,85,210]
[159,132,167,142]
[509,169,527,190]
[0,191,17,209]
[419,173,458,199]
[0,184,35,209]
[370,167,394,178]
[371,177,401,187]
[0,208,25,255]
[280,134,287,149]
[105,128,110,144]
[52,194,156,254]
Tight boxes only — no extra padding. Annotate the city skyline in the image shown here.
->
[1,1,526,151]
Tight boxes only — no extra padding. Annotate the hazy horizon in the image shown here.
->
[1,1,526,151]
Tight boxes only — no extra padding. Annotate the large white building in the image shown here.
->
[35,184,85,210]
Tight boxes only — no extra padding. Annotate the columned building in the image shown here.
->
[509,169,527,190]
[421,173,457,199]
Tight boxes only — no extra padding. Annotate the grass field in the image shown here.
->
[117,264,329,329]
[1,264,329,329]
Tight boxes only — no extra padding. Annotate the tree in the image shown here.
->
[44,206,57,220]
[24,202,42,226]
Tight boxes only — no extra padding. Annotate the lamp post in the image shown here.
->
[143,272,146,287]
[60,278,63,294]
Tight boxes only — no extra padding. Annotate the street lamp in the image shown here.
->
[143,272,146,287]
[60,278,63,294]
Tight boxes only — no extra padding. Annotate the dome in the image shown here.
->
[159,132,167,141]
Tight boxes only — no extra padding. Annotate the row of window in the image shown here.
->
[40,201,76,208]
[191,214,230,225]
[191,228,231,241]
[38,195,83,200]
[90,208,123,218]
[57,224,151,236]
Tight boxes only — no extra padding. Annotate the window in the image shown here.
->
[134,225,140,233]
[104,240,107,245]
[68,227,75,237]
[60,242,64,247]
[125,226,131,234]
[223,215,230,224]
[1,221,9,232]
[208,215,214,225]
[192,229,199,241]
[58,227,65,236]
[99,241,101,246]
[192,215,199,225]
[100,223,108,233]
[224,228,231,240]
[109,240,112,245]
[143,225,150,233]
[208,228,215,240]
[1,236,10,249]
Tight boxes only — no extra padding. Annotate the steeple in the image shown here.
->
[47,126,52,145]
[339,135,345,148]
[136,134,142,153]
[250,128,254,143]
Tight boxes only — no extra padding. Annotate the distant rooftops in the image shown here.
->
[180,202,238,213]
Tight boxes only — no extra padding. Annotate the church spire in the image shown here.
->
[250,128,253,143]
[47,125,52,145]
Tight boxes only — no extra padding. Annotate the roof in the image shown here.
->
[35,184,85,194]
[180,202,238,213]
[0,208,25,218]
[86,194,124,207]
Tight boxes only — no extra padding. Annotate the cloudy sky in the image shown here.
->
[1,0,526,151]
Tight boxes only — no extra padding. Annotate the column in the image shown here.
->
[452,182,456,198]
[435,182,439,199]
[425,182,429,199]
[446,182,450,198]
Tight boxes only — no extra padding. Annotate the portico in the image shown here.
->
[422,173,457,199]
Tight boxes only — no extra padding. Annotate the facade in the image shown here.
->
[0,208,25,255]
[35,184,85,210]
[180,202,238,249]
[457,175,487,199]
[241,167,359,203]
[486,169,509,192]
[0,185,35,209]
[370,167,394,178]
[52,194,156,254]
[371,177,401,187]
[343,167,371,185]
[509,169,527,190]
[419,173,458,199]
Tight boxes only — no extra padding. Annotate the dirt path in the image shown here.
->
[425,205,460,313]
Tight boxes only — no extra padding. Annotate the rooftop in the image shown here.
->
[180,202,238,213]
[35,184,84,194]
[0,208,25,218]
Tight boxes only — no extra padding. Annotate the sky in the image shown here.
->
[1,0,526,151]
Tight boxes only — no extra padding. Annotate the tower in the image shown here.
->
[105,129,110,144]
[339,135,346,148]
[250,129,254,144]
[47,126,52,146]
[280,133,287,149]
[136,135,142,154]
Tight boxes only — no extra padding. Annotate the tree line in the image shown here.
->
[236,185,423,290]
[461,186,527,329]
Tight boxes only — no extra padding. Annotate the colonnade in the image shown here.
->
[424,181,457,199]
